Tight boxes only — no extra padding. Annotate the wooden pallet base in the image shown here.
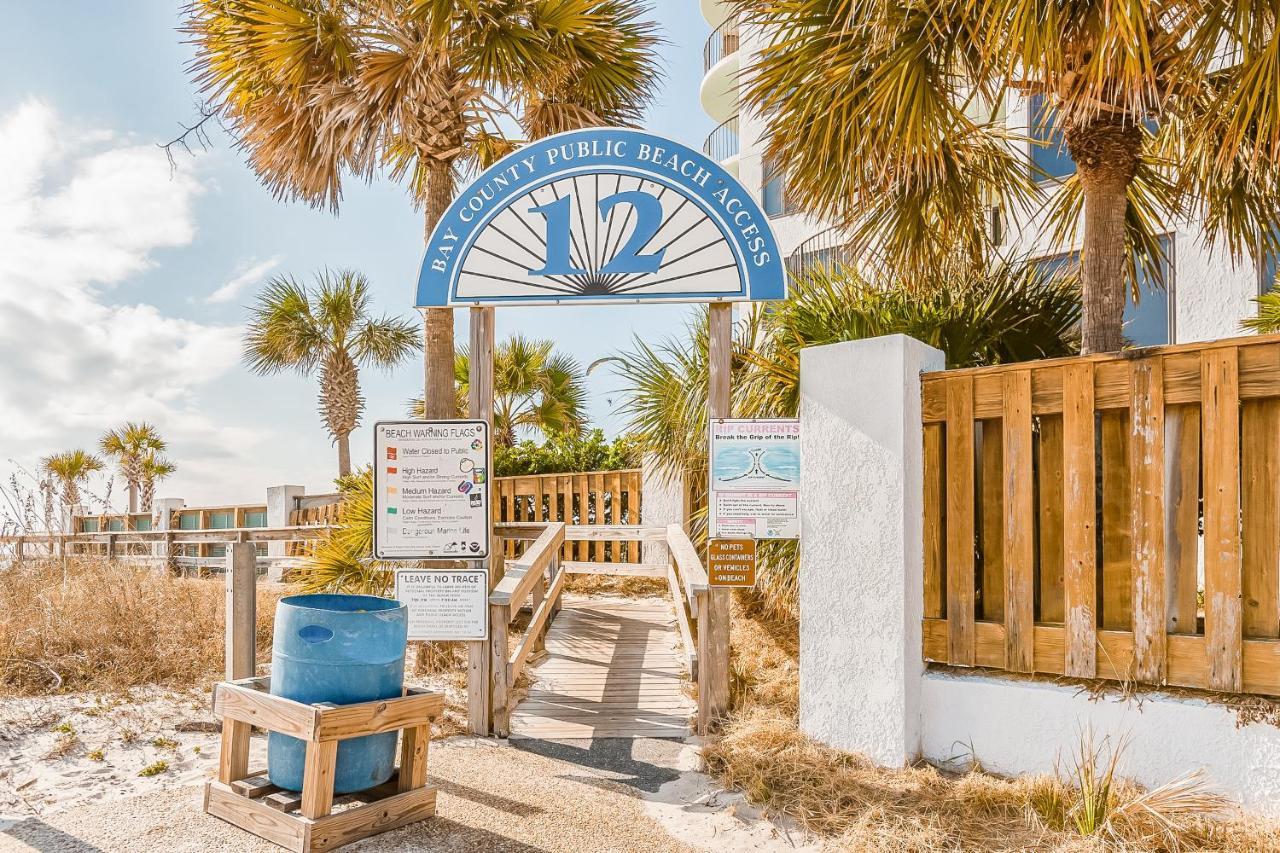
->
[204,776,437,852]
[204,677,442,852]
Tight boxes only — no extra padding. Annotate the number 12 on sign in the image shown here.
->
[528,191,666,276]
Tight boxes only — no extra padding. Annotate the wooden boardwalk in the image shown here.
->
[510,596,696,740]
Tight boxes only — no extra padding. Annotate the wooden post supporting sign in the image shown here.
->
[468,305,495,736]
[701,303,733,733]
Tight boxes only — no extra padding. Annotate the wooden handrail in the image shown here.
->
[667,524,709,607]
[508,565,568,684]
[489,522,565,611]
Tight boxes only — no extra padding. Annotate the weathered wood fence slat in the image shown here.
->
[921,333,1280,698]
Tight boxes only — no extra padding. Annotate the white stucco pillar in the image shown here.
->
[640,455,685,565]
[152,498,185,531]
[798,334,945,766]
[266,485,305,559]
[152,498,185,569]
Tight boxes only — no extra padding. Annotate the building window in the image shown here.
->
[209,511,234,530]
[1028,94,1076,183]
[1035,234,1175,346]
[178,513,199,530]
[762,157,801,218]
[81,518,99,533]
[107,518,125,532]
[763,162,786,217]
[244,510,267,528]
[134,516,152,532]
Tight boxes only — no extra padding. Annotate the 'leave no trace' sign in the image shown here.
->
[394,570,489,641]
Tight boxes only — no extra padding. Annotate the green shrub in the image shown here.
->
[494,429,641,477]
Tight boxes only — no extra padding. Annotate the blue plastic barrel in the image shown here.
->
[267,594,408,794]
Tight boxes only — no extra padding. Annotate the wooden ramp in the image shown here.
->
[510,596,695,740]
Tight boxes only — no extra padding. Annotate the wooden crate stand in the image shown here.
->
[204,676,443,852]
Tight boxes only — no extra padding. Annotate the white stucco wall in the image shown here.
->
[798,335,945,766]
[923,671,1280,816]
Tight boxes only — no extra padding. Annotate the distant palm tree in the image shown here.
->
[409,336,588,446]
[40,450,105,507]
[99,423,165,513]
[138,453,177,514]
[185,0,661,420]
[245,269,420,478]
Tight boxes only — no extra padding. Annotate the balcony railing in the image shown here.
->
[703,16,740,72]
[785,227,857,279]
[702,115,739,162]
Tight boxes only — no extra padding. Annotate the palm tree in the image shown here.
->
[185,0,661,418]
[40,450,105,508]
[138,453,177,514]
[409,336,588,445]
[244,269,420,478]
[1245,284,1280,335]
[730,0,1280,353]
[99,424,165,513]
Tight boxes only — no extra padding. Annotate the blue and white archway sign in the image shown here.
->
[416,128,786,307]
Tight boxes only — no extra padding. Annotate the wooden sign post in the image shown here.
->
[701,303,734,732]
[468,305,496,736]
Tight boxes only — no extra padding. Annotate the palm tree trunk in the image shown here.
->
[422,161,458,420]
[1066,117,1144,354]
[337,432,352,479]
[319,351,361,479]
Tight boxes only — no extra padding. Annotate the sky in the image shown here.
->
[0,2,714,507]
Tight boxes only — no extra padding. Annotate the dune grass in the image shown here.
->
[0,557,280,695]
[704,596,1280,851]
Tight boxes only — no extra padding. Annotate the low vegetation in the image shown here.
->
[705,599,1280,851]
[612,259,1082,621]
[0,557,279,695]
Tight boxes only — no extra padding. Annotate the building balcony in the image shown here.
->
[700,16,740,123]
[703,16,740,72]
[702,115,740,174]
[785,227,856,280]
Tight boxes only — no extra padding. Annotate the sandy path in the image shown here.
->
[0,691,823,852]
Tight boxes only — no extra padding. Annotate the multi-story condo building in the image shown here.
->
[700,1,1274,345]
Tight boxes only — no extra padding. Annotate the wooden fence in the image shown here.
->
[921,334,1280,697]
[492,469,643,564]
[286,502,344,556]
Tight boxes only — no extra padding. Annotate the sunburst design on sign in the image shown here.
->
[454,172,743,302]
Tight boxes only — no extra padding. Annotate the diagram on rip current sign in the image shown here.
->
[708,419,801,540]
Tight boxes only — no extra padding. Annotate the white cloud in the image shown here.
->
[0,98,243,461]
[206,255,283,304]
